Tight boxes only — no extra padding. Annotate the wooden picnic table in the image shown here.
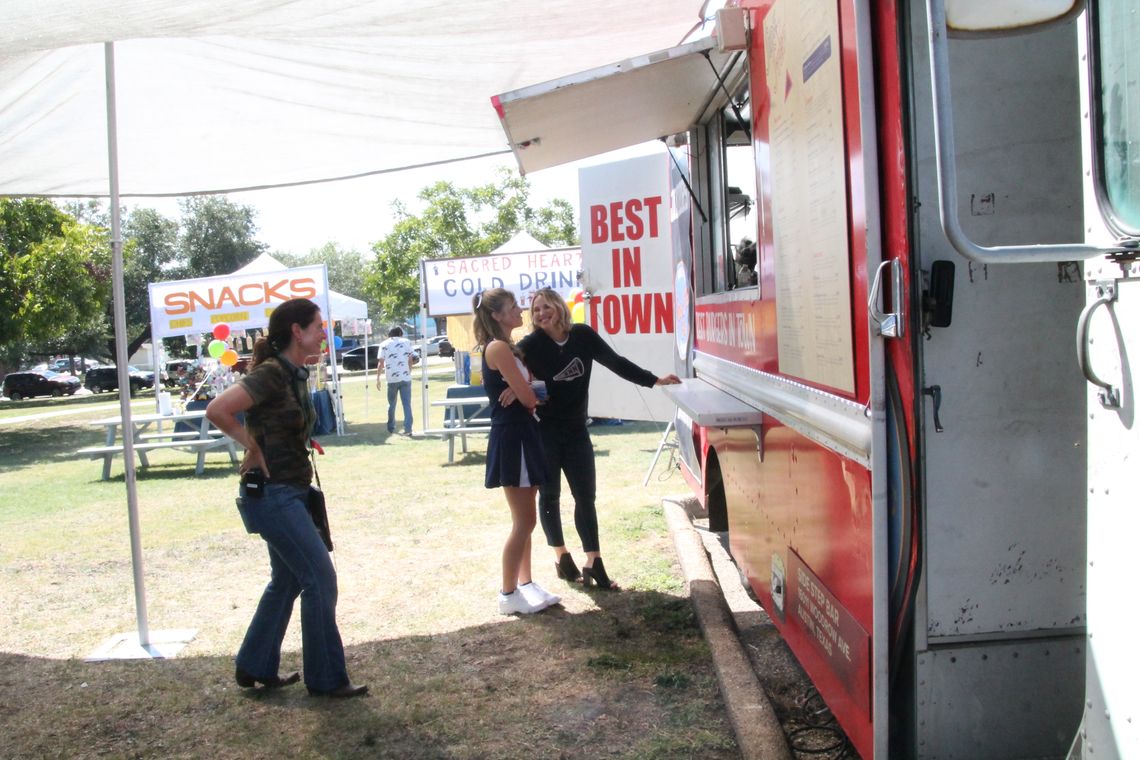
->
[79,409,240,480]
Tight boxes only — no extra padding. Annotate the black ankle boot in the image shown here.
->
[555,552,581,582]
[235,666,301,689]
[581,557,620,590]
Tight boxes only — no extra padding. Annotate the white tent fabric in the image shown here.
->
[233,253,367,320]
[0,0,703,197]
[488,230,551,254]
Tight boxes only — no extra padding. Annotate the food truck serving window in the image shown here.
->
[1095,0,1140,233]
[688,74,760,297]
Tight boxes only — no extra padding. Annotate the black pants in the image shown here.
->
[537,421,599,553]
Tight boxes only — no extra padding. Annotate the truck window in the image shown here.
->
[1096,0,1140,231]
[692,70,760,296]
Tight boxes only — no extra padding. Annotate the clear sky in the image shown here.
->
[135,143,663,257]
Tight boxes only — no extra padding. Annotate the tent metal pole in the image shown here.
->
[420,260,429,434]
[105,41,150,647]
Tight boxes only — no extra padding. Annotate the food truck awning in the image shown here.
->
[491,35,742,175]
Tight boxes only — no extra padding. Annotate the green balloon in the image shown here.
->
[208,339,226,358]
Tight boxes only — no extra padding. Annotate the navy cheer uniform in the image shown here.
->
[482,352,549,489]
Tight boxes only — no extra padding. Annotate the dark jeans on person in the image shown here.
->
[234,482,349,693]
[387,380,412,434]
[537,421,599,553]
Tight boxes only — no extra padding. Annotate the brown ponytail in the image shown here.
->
[251,298,321,369]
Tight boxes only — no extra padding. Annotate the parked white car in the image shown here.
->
[421,335,454,357]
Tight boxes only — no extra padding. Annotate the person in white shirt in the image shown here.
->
[375,326,415,435]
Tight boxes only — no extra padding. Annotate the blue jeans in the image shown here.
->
[387,380,413,433]
[235,483,349,692]
[537,422,599,553]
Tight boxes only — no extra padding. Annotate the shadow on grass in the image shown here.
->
[0,590,737,760]
[0,421,98,471]
[90,462,240,484]
[314,421,390,446]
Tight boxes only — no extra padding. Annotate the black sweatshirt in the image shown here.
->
[519,324,658,426]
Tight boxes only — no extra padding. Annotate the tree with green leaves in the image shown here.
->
[3,195,269,368]
[178,196,267,278]
[112,196,265,361]
[363,170,578,324]
[118,207,182,359]
[0,199,110,365]
[276,242,376,311]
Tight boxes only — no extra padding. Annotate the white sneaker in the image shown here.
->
[518,581,560,610]
[498,590,543,615]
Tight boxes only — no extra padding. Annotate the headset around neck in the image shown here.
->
[276,354,310,381]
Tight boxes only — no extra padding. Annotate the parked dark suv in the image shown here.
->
[2,370,81,400]
[341,345,381,371]
[84,366,154,394]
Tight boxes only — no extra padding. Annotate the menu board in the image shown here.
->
[764,0,854,393]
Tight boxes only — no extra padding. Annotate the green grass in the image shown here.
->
[0,369,737,759]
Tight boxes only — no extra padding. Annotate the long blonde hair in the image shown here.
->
[472,288,520,351]
[529,287,572,337]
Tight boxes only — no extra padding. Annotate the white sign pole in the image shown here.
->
[363,319,371,420]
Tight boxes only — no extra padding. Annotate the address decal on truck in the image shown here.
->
[787,550,871,713]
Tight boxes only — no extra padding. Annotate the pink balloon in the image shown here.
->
[212,324,231,340]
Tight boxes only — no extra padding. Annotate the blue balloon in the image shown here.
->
[333,335,344,349]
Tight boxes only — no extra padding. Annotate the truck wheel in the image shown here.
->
[51,388,62,397]
[90,384,103,393]
[9,391,22,401]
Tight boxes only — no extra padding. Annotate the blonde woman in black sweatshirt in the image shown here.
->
[519,287,680,590]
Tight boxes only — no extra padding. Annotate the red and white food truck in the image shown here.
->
[495,1,1139,757]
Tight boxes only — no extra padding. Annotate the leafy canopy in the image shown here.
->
[363,170,578,323]
[0,195,268,365]
[0,199,110,357]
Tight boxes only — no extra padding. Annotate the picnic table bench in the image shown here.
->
[423,385,493,463]
[78,409,240,479]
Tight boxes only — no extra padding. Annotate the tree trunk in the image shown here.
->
[105,325,153,366]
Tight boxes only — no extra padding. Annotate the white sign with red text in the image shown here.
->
[148,265,330,339]
[422,248,582,317]
[579,151,676,422]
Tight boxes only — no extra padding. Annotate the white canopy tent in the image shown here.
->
[234,253,367,321]
[0,0,704,657]
[0,1,703,197]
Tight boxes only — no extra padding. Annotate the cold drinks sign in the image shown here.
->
[422,246,581,316]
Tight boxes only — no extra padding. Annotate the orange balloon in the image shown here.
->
[220,349,239,367]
